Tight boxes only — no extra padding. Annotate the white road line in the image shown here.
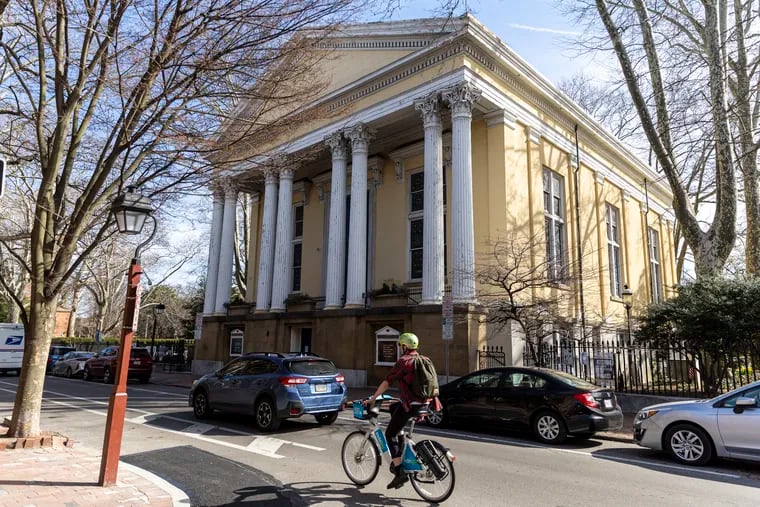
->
[247,436,284,456]
[184,423,215,434]
[0,384,326,455]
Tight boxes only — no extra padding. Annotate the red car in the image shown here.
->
[83,346,153,384]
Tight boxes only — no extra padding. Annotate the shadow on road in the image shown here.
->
[590,447,760,487]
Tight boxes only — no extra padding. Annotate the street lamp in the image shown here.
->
[150,304,165,360]
[99,186,157,487]
[621,284,633,344]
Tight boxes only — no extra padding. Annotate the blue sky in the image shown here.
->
[386,0,613,85]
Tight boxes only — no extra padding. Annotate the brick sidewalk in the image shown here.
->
[0,445,186,506]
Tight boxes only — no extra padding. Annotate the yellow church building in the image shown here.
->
[194,15,676,387]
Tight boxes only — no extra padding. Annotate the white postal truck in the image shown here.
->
[0,323,24,375]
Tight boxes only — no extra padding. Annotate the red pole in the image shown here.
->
[99,259,141,486]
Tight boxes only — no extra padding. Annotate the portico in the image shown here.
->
[195,15,676,387]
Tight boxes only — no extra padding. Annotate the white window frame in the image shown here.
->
[229,329,244,357]
[543,168,567,281]
[291,203,304,293]
[407,169,424,282]
[648,227,663,302]
[375,326,401,366]
[606,204,622,297]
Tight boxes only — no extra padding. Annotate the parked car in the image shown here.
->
[83,346,153,384]
[51,351,96,378]
[47,345,76,373]
[426,366,624,444]
[189,352,348,432]
[634,380,760,466]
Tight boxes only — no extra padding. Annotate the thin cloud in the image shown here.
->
[509,23,581,36]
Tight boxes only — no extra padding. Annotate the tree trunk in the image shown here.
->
[9,295,59,437]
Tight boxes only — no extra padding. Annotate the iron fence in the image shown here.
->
[523,340,760,398]
[478,345,507,369]
[132,338,195,372]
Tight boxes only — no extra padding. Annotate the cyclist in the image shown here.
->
[365,332,435,489]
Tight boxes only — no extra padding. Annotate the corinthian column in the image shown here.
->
[270,167,295,312]
[415,93,445,305]
[324,133,348,309]
[214,180,238,313]
[345,124,372,308]
[255,169,279,312]
[443,82,481,303]
[202,185,225,314]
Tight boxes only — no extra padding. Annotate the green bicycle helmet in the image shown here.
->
[398,332,419,350]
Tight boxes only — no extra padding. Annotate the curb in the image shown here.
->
[121,462,191,507]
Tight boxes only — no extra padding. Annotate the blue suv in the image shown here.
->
[189,352,348,431]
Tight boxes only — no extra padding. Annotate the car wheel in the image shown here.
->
[192,390,213,419]
[255,397,281,432]
[83,367,91,381]
[103,367,113,384]
[664,423,713,466]
[65,367,73,379]
[426,404,448,428]
[315,411,339,425]
[533,410,567,445]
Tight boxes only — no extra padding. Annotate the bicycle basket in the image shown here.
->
[352,400,368,420]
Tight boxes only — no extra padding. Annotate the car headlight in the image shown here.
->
[636,410,659,421]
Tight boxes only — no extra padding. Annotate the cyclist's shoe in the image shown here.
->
[386,470,409,489]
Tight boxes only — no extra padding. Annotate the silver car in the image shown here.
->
[51,351,95,378]
[633,380,760,465]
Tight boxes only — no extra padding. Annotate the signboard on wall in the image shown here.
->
[230,328,244,356]
[442,294,453,341]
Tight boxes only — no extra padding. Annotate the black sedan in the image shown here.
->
[427,367,623,444]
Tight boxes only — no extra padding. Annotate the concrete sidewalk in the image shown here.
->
[0,434,189,506]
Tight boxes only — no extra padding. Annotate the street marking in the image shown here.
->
[247,436,284,456]
[0,384,325,457]
[184,423,215,434]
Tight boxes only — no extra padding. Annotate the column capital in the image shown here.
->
[278,167,295,180]
[345,123,374,153]
[221,178,238,196]
[369,157,384,189]
[263,168,278,184]
[640,201,649,214]
[594,170,605,186]
[324,132,348,160]
[623,190,631,202]
[442,82,482,117]
[414,93,442,127]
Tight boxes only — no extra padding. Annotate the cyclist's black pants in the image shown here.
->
[385,402,422,459]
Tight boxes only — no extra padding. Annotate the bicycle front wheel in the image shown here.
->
[341,430,381,485]
[410,440,456,503]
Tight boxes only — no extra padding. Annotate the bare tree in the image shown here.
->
[560,0,760,278]
[476,232,606,366]
[1,0,380,437]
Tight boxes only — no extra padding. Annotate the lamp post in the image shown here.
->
[621,284,633,344]
[99,186,156,487]
[150,304,165,360]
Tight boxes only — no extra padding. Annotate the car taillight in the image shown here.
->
[279,376,308,386]
[573,392,599,409]
[335,374,345,383]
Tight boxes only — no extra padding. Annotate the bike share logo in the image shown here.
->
[5,336,23,345]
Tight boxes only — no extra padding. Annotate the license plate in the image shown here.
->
[314,384,328,393]
[133,360,141,366]
[603,399,612,409]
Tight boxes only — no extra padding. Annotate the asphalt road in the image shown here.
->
[1,375,759,506]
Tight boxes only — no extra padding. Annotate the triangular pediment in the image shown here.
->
[314,18,465,97]
[375,325,400,337]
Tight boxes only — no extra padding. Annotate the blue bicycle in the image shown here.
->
[341,396,456,502]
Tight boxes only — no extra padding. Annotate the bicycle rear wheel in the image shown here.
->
[410,440,456,503]
[341,430,381,485]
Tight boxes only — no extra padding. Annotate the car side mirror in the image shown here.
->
[733,397,756,413]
